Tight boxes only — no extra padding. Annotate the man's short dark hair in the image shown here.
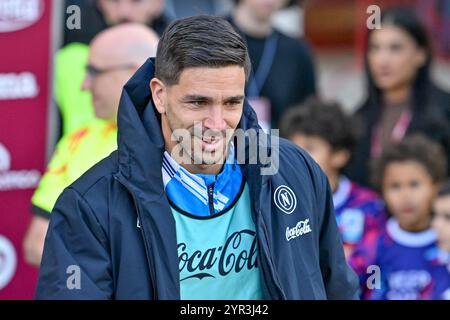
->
[280,97,361,152]
[371,134,448,190]
[155,15,251,85]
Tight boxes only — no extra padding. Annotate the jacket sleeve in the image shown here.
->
[317,176,360,300]
[35,187,113,300]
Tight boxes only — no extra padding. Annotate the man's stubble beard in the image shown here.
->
[166,112,233,166]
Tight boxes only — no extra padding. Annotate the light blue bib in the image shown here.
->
[171,184,263,300]
[162,144,243,216]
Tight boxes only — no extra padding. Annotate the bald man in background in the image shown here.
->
[23,24,159,267]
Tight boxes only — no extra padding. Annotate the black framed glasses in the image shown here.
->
[85,63,137,78]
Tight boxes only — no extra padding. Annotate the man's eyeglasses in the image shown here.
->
[85,64,137,78]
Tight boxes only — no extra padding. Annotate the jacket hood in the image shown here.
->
[116,58,263,198]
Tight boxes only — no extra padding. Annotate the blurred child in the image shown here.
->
[431,180,450,299]
[280,98,386,259]
[350,135,449,299]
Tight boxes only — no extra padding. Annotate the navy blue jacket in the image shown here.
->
[35,59,359,300]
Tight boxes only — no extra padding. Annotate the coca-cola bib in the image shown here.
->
[171,183,263,300]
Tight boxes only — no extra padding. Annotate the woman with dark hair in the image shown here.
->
[345,6,450,187]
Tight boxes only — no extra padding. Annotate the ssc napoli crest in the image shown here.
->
[274,185,297,214]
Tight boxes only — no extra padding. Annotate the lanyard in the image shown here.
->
[371,109,412,157]
[247,32,279,97]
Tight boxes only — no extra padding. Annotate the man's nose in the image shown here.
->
[81,74,92,92]
[204,105,227,131]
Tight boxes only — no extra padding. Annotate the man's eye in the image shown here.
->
[226,101,240,107]
[190,101,206,107]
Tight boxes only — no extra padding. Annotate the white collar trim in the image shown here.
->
[386,218,436,247]
[333,176,351,209]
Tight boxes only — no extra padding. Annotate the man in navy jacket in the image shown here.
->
[36,15,359,300]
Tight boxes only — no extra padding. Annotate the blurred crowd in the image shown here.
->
[23,0,450,300]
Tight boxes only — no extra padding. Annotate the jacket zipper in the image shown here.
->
[207,183,215,215]
[115,176,158,299]
[252,175,286,300]
[258,216,287,300]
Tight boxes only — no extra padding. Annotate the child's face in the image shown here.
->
[432,195,450,252]
[383,160,439,231]
[290,134,348,180]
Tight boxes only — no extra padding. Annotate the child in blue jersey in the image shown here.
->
[280,98,386,259]
[431,180,450,299]
[350,135,449,299]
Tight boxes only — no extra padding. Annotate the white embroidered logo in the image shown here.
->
[274,185,297,214]
[286,219,312,241]
[0,234,17,290]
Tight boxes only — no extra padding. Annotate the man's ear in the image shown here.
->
[150,77,167,114]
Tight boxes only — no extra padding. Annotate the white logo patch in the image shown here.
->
[274,185,297,214]
[286,219,312,241]
[339,209,365,244]
[0,0,44,33]
[0,235,17,290]
[0,142,41,191]
[0,143,11,171]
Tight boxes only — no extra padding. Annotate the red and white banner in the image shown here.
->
[0,0,54,299]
